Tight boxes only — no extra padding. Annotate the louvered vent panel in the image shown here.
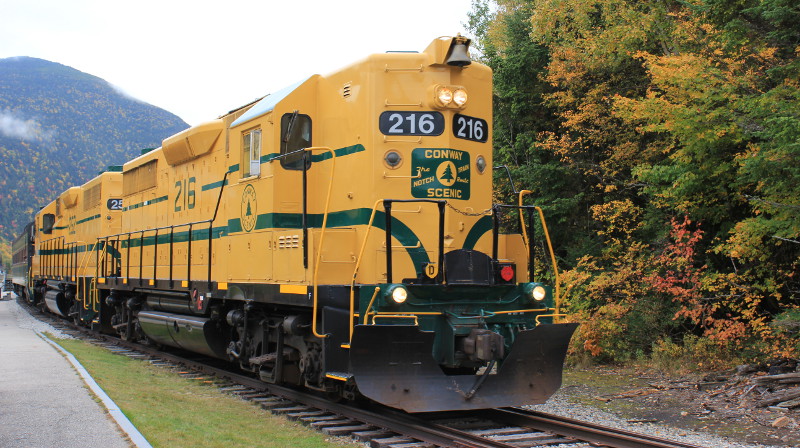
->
[84,184,102,211]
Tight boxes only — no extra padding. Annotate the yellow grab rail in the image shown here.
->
[79,240,108,313]
[361,286,381,325]
[519,190,532,251]
[73,241,90,311]
[349,200,384,341]
[309,147,335,339]
[518,190,562,316]
[535,313,568,325]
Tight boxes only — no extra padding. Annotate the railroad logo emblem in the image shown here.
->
[68,215,77,235]
[436,161,458,187]
[241,184,257,232]
[411,148,470,200]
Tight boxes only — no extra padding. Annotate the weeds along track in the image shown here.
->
[24,299,705,448]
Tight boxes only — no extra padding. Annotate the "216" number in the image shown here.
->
[379,111,444,136]
[454,114,487,142]
[174,177,196,212]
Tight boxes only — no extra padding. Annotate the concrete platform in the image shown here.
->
[0,296,133,448]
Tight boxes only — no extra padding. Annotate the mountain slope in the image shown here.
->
[0,56,188,257]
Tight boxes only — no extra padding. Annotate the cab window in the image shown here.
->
[42,213,55,235]
[280,113,311,170]
[241,128,262,178]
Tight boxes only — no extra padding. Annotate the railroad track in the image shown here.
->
[23,299,705,448]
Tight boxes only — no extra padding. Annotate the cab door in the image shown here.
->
[271,112,312,283]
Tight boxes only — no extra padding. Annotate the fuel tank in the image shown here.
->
[137,311,227,359]
[44,290,71,317]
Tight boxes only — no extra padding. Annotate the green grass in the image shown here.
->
[55,338,362,448]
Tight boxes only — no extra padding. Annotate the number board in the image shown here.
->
[410,148,470,200]
[379,111,444,136]
[107,199,123,210]
[453,114,488,142]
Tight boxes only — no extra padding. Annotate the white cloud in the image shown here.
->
[108,82,144,103]
[0,110,54,141]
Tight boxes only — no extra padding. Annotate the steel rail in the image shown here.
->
[92,335,508,448]
[22,298,708,448]
[484,407,707,448]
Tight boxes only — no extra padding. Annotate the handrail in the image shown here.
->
[39,235,65,277]
[383,167,423,179]
[519,190,532,250]
[106,222,210,274]
[102,169,230,289]
[361,286,382,325]
[383,199,445,284]
[73,240,91,310]
[532,206,560,314]
[494,202,562,316]
[492,308,550,315]
[27,264,33,295]
[348,198,446,341]
[63,239,101,313]
[349,199,383,342]
[262,147,312,267]
[494,164,519,194]
[306,147,335,339]
[94,241,109,312]
[535,313,568,325]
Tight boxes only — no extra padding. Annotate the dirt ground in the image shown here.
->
[557,366,800,447]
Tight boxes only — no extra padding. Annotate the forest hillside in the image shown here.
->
[469,0,799,364]
[0,57,187,263]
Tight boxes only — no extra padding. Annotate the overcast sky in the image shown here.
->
[1,0,478,126]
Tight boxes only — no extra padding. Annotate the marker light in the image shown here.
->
[476,155,487,174]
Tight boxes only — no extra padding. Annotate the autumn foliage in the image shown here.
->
[469,0,800,363]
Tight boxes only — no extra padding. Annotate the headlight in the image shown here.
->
[437,87,453,106]
[532,286,547,301]
[453,89,468,106]
[524,283,548,302]
[386,285,408,304]
[431,85,467,109]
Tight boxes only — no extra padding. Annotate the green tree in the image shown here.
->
[440,163,454,182]
[471,0,800,361]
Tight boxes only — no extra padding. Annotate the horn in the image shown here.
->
[446,36,472,67]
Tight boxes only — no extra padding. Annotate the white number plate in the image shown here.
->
[379,111,444,136]
[454,114,488,142]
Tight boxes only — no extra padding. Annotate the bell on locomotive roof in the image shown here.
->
[446,35,472,67]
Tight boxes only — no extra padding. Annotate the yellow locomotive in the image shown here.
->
[14,36,577,412]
